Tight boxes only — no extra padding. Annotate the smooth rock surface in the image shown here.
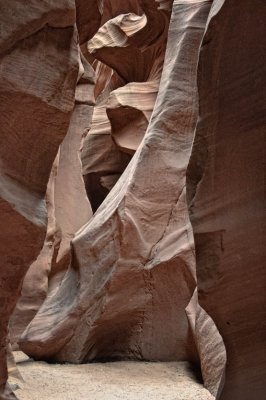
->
[0,0,80,397]
[187,1,266,399]
[10,55,94,348]
[81,0,170,211]
[1,1,265,400]
[20,6,225,400]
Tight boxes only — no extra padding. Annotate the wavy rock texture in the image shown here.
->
[81,0,170,211]
[0,0,80,397]
[187,1,266,399]
[19,3,226,399]
[11,0,169,346]
[2,1,265,400]
[9,54,95,348]
[9,164,58,350]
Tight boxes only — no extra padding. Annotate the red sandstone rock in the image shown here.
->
[0,1,81,397]
[187,1,266,399]
[81,0,170,211]
[19,4,226,400]
[10,54,94,350]
[1,1,266,400]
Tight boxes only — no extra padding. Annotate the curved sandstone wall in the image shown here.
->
[19,3,226,399]
[0,1,81,397]
[1,1,265,400]
[187,1,266,399]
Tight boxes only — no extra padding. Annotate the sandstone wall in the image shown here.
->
[0,1,81,397]
[187,1,266,399]
[1,1,265,400]
[19,4,226,400]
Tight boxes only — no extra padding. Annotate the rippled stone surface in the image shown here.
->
[2,1,266,400]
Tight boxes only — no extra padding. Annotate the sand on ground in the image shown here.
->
[13,352,213,400]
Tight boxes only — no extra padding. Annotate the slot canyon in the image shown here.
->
[0,1,265,399]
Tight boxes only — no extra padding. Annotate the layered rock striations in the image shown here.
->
[20,0,209,361]
[187,1,266,399]
[1,1,266,400]
[81,0,171,211]
[10,0,170,347]
[0,0,86,397]
[9,55,94,348]
[19,3,226,399]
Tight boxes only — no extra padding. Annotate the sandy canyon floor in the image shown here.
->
[13,352,213,400]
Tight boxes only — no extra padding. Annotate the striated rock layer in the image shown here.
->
[81,0,171,211]
[0,0,82,397]
[11,0,170,346]
[187,1,266,399]
[9,55,94,349]
[19,2,226,399]
[1,1,265,399]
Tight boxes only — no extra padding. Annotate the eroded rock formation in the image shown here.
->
[9,55,94,349]
[19,1,226,398]
[1,1,266,400]
[81,0,170,211]
[187,2,266,399]
[0,1,88,397]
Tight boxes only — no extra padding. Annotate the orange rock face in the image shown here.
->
[1,1,266,400]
